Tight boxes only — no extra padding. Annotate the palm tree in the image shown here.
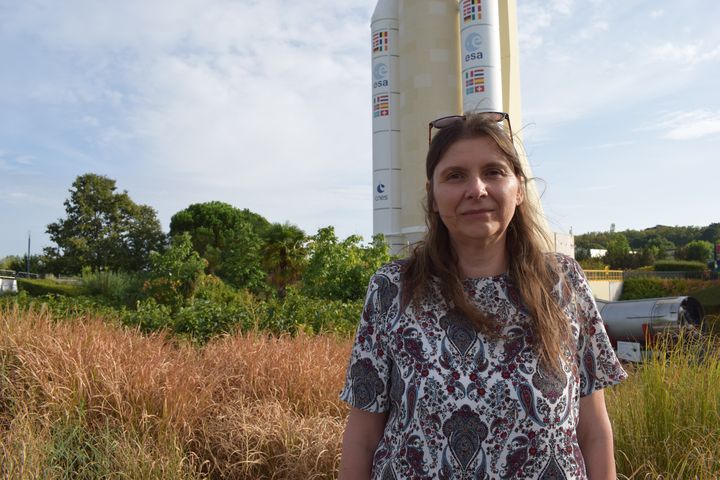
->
[261,223,307,297]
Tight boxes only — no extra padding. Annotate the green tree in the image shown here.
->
[144,232,207,310]
[700,223,720,244]
[302,227,390,302]
[45,174,165,274]
[5,254,48,274]
[604,233,632,269]
[262,222,307,297]
[682,240,713,263]
[218,223,266,291]
[169,202,269,285]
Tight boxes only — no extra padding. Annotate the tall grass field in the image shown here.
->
[1,305,719,479]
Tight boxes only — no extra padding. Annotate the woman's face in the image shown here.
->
[431,136,524,248]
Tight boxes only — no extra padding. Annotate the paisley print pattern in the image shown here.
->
[340,254,627,479]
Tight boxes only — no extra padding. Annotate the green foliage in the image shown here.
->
[700,223,720,243]
[1,291,120,321]
[122,298,173,332]
[654,260,707,272]
[603,233,632,269]
[44,174,165,274]
[681,240,714,263]
[81,268,144,307]
[169,201,269,279]
[302,227,391,302]
[620,277,670,300]
[0,254,48,274]
[689,284,720,315]
[17,278,84,297]
[217,223,266,291]
[144,233,207,311]
[173,299,251,343]
[263,288,361,336]
[262,222,308,296]
[576,224,719,263]
[578,257,607,270]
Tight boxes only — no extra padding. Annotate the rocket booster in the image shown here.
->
[371,0,547,254]
[459,0,503,113]
[371,0,401,250]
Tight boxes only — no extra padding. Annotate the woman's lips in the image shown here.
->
[461,208,493,216]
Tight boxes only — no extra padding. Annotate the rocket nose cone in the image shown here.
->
[371,0,398,23]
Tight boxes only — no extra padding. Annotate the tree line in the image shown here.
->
[1,173,390,303]
[575,223,719,270]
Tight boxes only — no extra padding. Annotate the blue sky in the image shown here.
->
[1,0,718,257]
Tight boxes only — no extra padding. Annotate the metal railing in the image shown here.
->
[584,270,624,281]
[0,269,40,279]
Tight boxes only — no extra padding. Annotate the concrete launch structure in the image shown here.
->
[371,0,565,255]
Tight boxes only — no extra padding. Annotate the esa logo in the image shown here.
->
[464,32,484,62]
[375,183,388,201]
[373,63,389,89]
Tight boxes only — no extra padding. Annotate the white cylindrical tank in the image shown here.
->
[371,0,403,252]
[597,297,705,347]
[397,0,461,247]
[459,0,503,113]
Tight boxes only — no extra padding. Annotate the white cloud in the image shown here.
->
[649,41,720,65]
[0,0,377,238]
[550,0,575,16]
[649,9,665,19]
[570,20,609,42]
[643,110,720,140]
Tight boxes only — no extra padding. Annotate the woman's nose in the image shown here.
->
[465,177,488,199]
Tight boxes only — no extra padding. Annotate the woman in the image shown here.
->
[339,113,627,479]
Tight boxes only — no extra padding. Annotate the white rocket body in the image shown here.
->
[370,0,402,251]
[370,0,553,255]
[459,0,503,113]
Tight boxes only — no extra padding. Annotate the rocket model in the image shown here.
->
[371,0,554,255]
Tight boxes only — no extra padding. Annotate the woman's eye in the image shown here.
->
[485,168,505,177]
[446,172,464,180]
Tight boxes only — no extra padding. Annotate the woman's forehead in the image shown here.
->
[437,137,511,167]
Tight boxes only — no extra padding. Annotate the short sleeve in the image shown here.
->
[563,256,628,397]
[339,264,400,412]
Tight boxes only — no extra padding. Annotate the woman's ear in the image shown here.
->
[516,182,525,206]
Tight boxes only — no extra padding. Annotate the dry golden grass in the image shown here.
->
[3,303,719,479]
[0,304,352,479]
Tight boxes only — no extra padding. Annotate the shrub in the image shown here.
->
[578,258,607,270]
[17,278,83,297]
[81,269,144,307]
[1,291,119,321]
[121,298,173,332]
[263,288,362,336]
[620,276,667,300]
[173,299,255,343]
[654,260,707,272]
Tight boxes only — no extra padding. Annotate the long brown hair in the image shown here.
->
[402,113,571,373]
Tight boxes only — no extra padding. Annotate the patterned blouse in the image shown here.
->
[340,254,627,480]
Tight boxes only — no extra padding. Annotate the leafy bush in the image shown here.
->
[578,258,607,270]
[173,299,253,343]
[263,288,362,336]
[17,278,84,297]
[1,291,120,321]
[620,276,668,300]
[81,269,144,307]
[302,228,390,302]
[122,298,172,332]
[654,260,707,272]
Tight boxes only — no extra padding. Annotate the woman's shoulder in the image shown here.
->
[372,259,406,285]
[545,251,586,285]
